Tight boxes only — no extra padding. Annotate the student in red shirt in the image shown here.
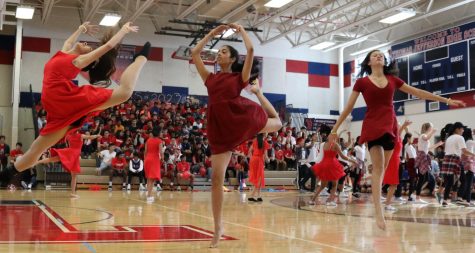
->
[275,145,287,171]
[0,136,10,170]
[177,155,194,190]
[9,143,24,164]
[109,152,128,191]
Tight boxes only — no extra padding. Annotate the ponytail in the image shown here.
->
[257,133,264,149]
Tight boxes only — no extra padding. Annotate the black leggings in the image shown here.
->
[443,174,456,201]
[395,164,404,197]
[415,172,427,196]
[457,171,474,202]
[408,176,417,197]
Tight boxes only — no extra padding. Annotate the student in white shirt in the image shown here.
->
[413,123,437,203]
[403,133,418,201]
[437,122,475,207]
[456,127,475,206]
[96,144,117,175]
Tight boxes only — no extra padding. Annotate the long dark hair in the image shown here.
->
[257,133,264,149]
[462,127,473,141]
[358,50,399,78]
[224,45,260,83]
[441,123,454,141]
[82,30,118,87]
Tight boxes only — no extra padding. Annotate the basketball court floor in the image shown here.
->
[1,190,474,253]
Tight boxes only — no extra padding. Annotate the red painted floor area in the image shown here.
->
[0,202,235,243]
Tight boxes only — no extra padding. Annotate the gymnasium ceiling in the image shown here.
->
[1,0,475,53]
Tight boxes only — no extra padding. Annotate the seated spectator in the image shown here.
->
[9,142,24,164]
[98,130,117,150]
[236,155,249,191]
[81,131,98,158]
[275,145,287,171]
[109,152,128,191]
[37,115,47,130]
[128,152,145,191]
[176,155,193,190]
[96,144,117,175]
[191,148,206,174]
[0,135,10,170]
[161,152,176,190]
[283,143,295,170]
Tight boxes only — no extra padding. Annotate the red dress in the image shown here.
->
[249,139,270,188]
[205,73,268,154]
[311,143,345,181]
[144,137,162,180]
[383,138,402,185]
[353,75,404,144]
[50,132,82,173]
[41,51,113,135]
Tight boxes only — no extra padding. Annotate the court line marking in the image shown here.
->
[126,196,361,253]
[33,200,71,233]
[182,225,215,237]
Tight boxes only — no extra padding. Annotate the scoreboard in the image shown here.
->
[391,21,475,102]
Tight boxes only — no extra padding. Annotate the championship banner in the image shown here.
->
[304,118,336,131]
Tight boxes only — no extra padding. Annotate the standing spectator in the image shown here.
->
[0,136,10,170]
[144,128,164,203]
[108,152,128,191]
[127,152,145,191]
[96,144,117,175]
[37,115,47,130]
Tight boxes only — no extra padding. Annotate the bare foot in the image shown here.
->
[376,216,387,230]
[209,225,224,248]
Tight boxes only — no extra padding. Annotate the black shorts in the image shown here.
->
[367,133,395,151]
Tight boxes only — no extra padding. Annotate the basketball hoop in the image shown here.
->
[172,45,217,65]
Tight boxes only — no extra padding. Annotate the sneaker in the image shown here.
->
[108,186,112,191]
[27,183,32,190]
[340,192,349,198]
[442,201,448,207]
[435,192,442,204]
[320,191,330,196]
[385,205,397,212]
[127,184,131,191]
[468,202,475,207]
[248,197,257,202]
[21,181,28,189]
[242,183,247,188]
[139,184,146,191]
[352,193,361,198]
[326,201,337,207]
[455,199,470,207]
[177,186,182,191]
[415,198,428,204]
[146,196,154,204]
[395,197,406,202]
[156,185,162,191]
[256,197,263,202]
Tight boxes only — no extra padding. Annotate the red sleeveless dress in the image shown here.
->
[144,137,162,180]
[383,138,402,185]
[353,75,404,145]
[311,143,346,181]
[41,51,113,135]
[205,73,268,154]
[50,132,82,173]
[249,139,270,188]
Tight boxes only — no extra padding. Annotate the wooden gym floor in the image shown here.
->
[0,189,474,253]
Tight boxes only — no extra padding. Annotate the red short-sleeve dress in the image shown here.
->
[383,138,402,185]
[249,139,270,187]
[353,75,404,145]
[205,73,268,154]
[41,51,113,135]
[50,132,82,173]
[144,137,162,180]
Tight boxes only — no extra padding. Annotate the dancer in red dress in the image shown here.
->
[383,120,411,211]
[12,21,149,175]
[191,23,282,247]
[36,131,100,197]
[308,138,356,206]
[330,49,465,230]
[248,133,270,202]
[144,128,164,203]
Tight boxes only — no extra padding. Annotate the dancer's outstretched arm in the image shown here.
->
[62,22,99,52]
[330,91,360,141]
[82,134,101,140]
[229,23,254,83]
[191,25,229,82]
[399,84,466,106]
[73,22,138,69]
